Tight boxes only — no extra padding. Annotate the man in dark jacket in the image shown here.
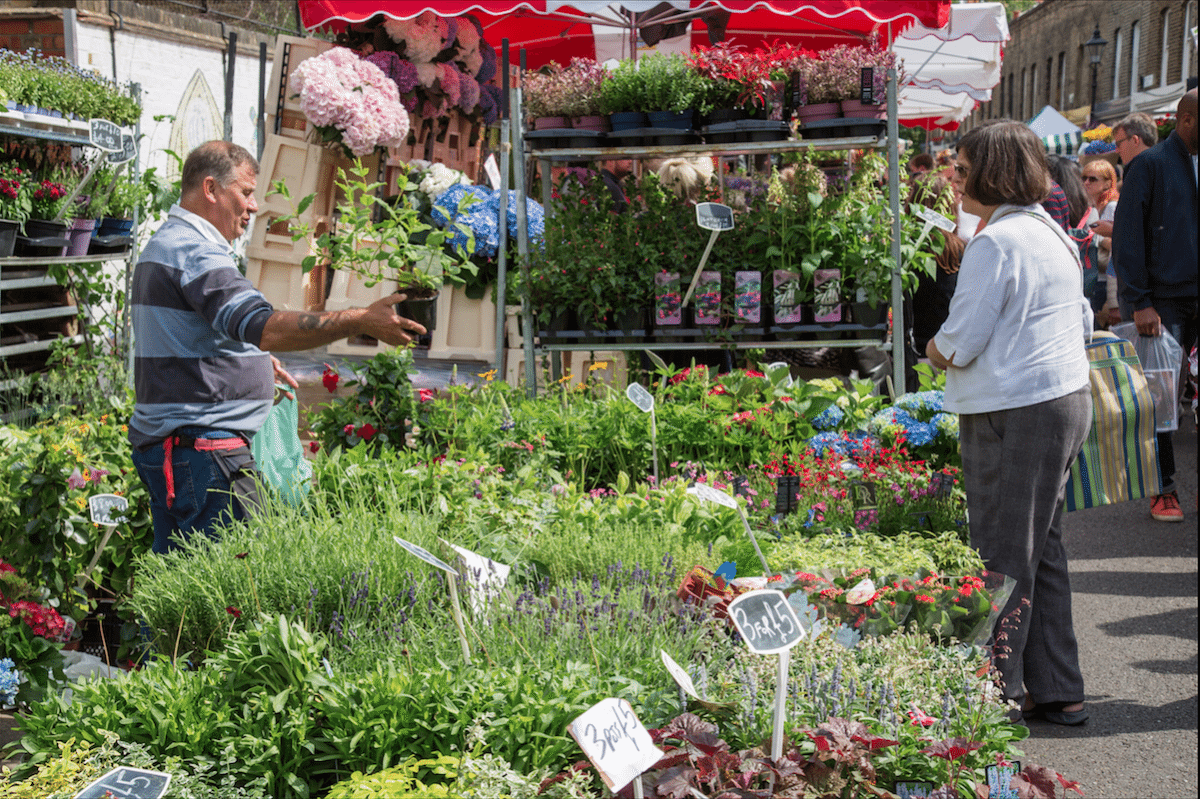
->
[1112,89,1198,522]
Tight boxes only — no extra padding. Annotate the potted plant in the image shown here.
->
[637,53,704,129]
[688,43,746,124]
[274,159,471,330]
[598,57,648,130]
[0,163,31,257]
[523,62,574,130]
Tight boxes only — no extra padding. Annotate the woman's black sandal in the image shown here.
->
[1024,702,1089,726]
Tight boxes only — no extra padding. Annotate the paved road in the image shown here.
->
[1019,417,1198,798]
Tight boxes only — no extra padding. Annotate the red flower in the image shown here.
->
[226,606,242,618]
[356,423,377,441]
[418,388,435,403]
[308,441,320,453]
[321,364,339,393]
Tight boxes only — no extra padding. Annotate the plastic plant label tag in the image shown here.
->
[914,205,957,232]
[89,118,122,151]
[845,578,876,605]
[484,153,501,189]
[687,482,738,509]
[693,271,722,324]
[655,272,682,325]
[660,650,699,699]
[88,494,128,526]
[442,539,511,614]
[985,763,1021,799]
[727,589,806,654]
[626,382,654,412]
[695,202,734,231]
[893,781,935,798]
[569,697,663,793]
[74,767,171,799]
[735,271,761,324]
[393,536,456,575]
[859,67,875,104]
[773,270,804,324]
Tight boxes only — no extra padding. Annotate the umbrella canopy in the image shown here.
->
[298,1,949,65]
[892,2,1007,131]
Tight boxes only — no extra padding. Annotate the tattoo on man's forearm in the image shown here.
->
[297,313,333,331]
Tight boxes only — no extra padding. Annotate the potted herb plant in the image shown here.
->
[637,53,704,130]
[598,57,648,131]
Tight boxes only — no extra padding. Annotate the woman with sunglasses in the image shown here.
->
[928,120,1094,727]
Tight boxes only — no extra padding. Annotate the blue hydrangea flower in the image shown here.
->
[904,421,936,446]
[931,412,960,440]
[807,430,876,458]
[811,404,845,431]
[0,657,18,705]
[893,390,944,416]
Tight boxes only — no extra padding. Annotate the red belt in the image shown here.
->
[162,435,245,509]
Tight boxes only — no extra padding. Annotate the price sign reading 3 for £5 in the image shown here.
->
[727,589,806,654]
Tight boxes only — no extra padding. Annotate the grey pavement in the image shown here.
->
[1020,416,1198,799]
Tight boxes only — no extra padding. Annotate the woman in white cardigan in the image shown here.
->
[928,120,1094,727]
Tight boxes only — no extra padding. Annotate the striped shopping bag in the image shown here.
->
[1066,332,1161,511]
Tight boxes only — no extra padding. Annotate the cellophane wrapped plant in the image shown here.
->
[288,46,411,157]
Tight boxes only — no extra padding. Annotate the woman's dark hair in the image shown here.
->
[956,120,1051,206]
[1046,155,1089,227]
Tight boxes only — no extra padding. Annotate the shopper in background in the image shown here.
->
[1106,113,1159,323]
[907,152,934,177]
[905,174,963,391]
[1046,154,1090,228]
[928,120,1093,726]
[1111,89,1198,523]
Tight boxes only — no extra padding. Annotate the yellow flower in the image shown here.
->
[588,362,607,372]
[50,443,61,452]
[478,369,498,382]
[557,373,574,385]
[120,425,128,432]
[82,468,91,482]
[75,497,86,510]
[100,415,109,425]
[77,423,90,435]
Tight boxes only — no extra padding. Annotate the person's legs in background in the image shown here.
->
[1150,296,1199,521]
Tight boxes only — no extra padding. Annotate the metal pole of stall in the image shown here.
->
[223,31,237,141]
[513,95,536,396]
[257,41,268,161]
[887,68,905,394]
[493,39,511,374]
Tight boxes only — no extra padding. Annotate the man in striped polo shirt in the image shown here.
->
[129,140,425,553]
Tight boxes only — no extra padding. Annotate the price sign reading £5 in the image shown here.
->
[727,589,806,655]
[569,697,663,793]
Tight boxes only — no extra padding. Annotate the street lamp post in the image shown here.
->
[1085,26,1108,128]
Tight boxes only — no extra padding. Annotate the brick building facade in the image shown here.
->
[965,0,1197,131]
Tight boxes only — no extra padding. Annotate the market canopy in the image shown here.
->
[892,2,1007,130]
[298,1,950,65]
[1026,105,1081,138]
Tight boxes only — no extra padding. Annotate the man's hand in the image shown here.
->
[359,293,427,345]
[271,355,299,400]
[1133,306,1161,337]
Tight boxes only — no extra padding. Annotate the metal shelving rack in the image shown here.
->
[0,113,139,370]
[509,69,906,393]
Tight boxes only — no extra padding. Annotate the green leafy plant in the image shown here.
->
[273,159,471,294]
[308,346,418,453]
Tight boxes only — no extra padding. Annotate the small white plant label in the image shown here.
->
[393,535,456,575]
[914,205,956,232]
[660,649,699,699]
[569,697,663,793]
[845,577,876,605]
[88,494,128,527]
[484,153,501,189]
[727,589,806,654]
[625,382,654,412]
[687,482,738,509]
[74,767,171,799]
[442,539,511,614]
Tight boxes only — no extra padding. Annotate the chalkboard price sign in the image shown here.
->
[74,767,171,799]
[108,133,137,164]
[695,202,734,231]
[89,118,122,152]
[569,697,663,793]
[88,493,129,526]
[727,589,806,654]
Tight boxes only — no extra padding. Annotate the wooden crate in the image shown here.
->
[427,284,496,362]
[264,35,332,140]
[246,212,322,264]
[256,133,328,218]
[246,254,315,313]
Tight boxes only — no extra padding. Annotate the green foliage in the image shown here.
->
[635,52,708,112]
[308,346,417,453]
[768,529,982,578]
[0,48,141,123]
[324,757,465,799]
